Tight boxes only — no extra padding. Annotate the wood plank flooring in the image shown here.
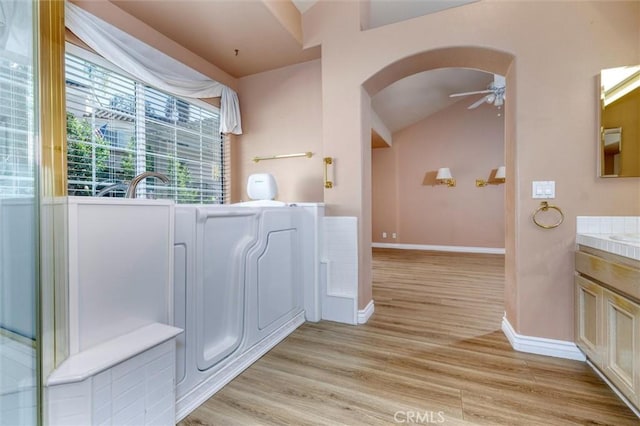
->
[180,248,638,425]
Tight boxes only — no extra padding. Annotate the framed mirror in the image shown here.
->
[598,65,640,177]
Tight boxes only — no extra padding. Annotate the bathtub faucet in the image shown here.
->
[126,171,170,198]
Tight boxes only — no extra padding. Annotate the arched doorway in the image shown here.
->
[361,46,516,324]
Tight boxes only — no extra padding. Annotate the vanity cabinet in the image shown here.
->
[602,288,640,405]
[575,275,604,364]
[575,246,640,410]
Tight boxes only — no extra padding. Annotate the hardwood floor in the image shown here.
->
[180,249,638,425]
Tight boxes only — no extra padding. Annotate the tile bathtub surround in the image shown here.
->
[576,216,640,261]
[46,339,176,426]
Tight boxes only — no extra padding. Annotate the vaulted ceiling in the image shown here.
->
[111,0,319,78]
[108,0,488,135]
[372,68,493,134]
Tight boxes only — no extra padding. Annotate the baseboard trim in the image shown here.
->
[586,360,640,418]
[372,242,505,255]
[501,316,586,361]
[357,300,374,324]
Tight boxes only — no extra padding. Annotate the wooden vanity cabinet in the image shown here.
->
[575,246,640,410]
[575,275,604,364]
[602,288,640,406]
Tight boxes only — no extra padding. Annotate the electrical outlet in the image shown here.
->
[382,232,387,238]
[392,232,397,239]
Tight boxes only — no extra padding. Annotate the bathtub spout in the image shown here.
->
[126,172,169,198]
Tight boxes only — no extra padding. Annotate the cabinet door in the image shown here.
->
[603,289,640,407]
[575,275,604,364]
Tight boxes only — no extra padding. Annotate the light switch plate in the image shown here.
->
[532,181,555,199]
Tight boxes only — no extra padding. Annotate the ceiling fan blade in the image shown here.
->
[449,89,493,98]
[468,95,489,109]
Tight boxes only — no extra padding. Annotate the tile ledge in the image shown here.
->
[46,322,183,386]
[577,234,640,261]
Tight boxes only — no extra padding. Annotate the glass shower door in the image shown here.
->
[0,1,39,425]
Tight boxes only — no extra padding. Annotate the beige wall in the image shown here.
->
[372,98,505,247]
[305,0,640,340]
[235,59,324,202]
[372,145,397,243]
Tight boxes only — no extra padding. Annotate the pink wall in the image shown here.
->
[372,98,505,248]
[372,144,397,243]
[305,1,640,339]
[236,60,324,202]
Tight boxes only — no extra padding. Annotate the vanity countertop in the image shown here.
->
[576,216,640,261]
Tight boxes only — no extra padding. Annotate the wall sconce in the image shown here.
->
[436,167,456,187]
[476,165,506,187]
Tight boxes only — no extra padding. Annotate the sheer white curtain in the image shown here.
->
[0,0,32,60]
[65,1,242,135]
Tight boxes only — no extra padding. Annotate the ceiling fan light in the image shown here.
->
[486,94,496,104]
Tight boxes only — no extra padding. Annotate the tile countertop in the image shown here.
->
[576,216,640,261]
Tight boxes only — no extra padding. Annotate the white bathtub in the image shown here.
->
[173,203,322,420]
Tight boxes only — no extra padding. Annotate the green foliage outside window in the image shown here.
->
[168,160,198,204]
[66,112,110,196]
[119,137,136,182]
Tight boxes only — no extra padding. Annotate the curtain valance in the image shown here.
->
[65,1,242,135]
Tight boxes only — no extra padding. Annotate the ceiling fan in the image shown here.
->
[449,74,506,109]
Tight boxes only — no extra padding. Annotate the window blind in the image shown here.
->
[0,55,34,198]
[65,52,225,203]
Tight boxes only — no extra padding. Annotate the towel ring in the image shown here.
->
[532,201,564,229]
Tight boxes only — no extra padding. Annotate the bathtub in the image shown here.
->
[173,203,322,420]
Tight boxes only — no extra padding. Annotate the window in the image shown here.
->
[65,49,225,203]
[0,54,34,198]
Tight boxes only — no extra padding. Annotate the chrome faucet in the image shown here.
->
[126,171,170,198]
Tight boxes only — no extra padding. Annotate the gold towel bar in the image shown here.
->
[252,152,313,163]
[324,157,334,189]
[532,201,564,229]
